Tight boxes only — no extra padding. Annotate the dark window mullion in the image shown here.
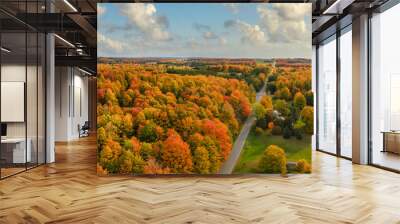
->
[36,0,39,167]
[25,0,28,171]
[336,29,341,157]
[316,45,320,151]
[367,11,373,165]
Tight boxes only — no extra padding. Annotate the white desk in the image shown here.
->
[1,138,31,163]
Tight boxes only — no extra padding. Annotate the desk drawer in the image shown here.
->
[384,133,400,154]
[1,140,32,164]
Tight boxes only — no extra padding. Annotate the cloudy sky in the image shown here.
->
[98,3,311,59]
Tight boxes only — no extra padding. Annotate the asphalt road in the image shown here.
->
[218,82,267,174]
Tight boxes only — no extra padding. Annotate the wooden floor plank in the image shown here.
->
[0,136,399,223]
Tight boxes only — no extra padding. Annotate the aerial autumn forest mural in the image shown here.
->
[97,3,312,175]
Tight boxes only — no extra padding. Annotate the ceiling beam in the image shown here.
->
[323,0,356,14]
[55,55,96,71]
[12,13,82,32]
[67,13,97,39]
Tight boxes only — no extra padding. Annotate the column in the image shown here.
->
[352,14,369,164]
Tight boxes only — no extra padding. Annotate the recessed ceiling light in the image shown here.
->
[63,0,78,12]
[322,0,354,15]
[78,67,93,76]
[54,34,75,48]
[1,47,11,53]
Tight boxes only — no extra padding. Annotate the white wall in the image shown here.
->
[72,73,89,138]
[1,65,42,138]
[55,67,89,141]
[1,65,26,138]
[1,63,46,164]
[55,66,70,141]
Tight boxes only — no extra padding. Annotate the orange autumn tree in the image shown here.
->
[202,119,232,160]
[99,139,122,173]
[161,129,193,173]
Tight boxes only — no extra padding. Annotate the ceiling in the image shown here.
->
[0,0,98,73]
[311,0,391,44]
[1,0,396,70]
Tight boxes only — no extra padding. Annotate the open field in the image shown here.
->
[234,129,311,174]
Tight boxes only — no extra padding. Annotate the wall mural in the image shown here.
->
[97,3,313,175]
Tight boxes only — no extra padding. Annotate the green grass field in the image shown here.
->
[233,129,312,174]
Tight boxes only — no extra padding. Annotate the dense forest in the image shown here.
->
[255,66,313,139]
[97,62,271,174]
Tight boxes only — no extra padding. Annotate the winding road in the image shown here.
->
[218,81,267,174]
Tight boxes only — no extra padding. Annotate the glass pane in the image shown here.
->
[318,37,337,154]
[38,33,45,165]
[371,4,400,171]
[312,45,317,151]
[0,1,46,178]
[27,31,38,169]
[340,29,352,158]
[1,31,27,177]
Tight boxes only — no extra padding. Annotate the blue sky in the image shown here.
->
[98,3,311,59]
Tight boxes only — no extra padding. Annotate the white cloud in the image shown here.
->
[224,20,266,45]
[219,37,227,45]
[272,4,310,20]
[257,4,310,43]
[98,5,106,16]
[203,31,218,40]
[98,33,124,53]
[223,3,239,14]
[119,3,170,41]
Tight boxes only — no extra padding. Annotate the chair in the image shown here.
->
[79,121,90,138]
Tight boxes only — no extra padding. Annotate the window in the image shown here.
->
[0,2,46,179]
[317,36,337,154]
[339,27,352,158]
[370,3,400,171]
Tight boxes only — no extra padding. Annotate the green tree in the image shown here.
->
[305,91,313,106]
[276,87,291,101]
[300,106,314,134]
[258,145,287,175]
[138,121,158,142]
[293,92,306,109]
[253,103,267,120]
[119,150,145,174]
[140,142,154,161]
[282,127,292,139]
[97,127,106,147]
[293,119,306,139]
[273,99,290,117]
[266,82,277,94]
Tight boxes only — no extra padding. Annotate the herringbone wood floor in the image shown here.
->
[1,136,400,224]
